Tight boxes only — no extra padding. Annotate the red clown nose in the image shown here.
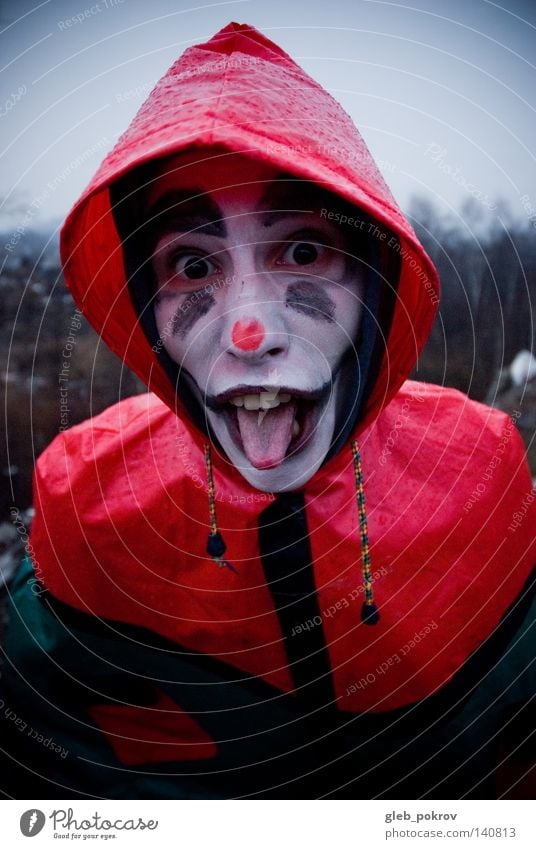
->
[231,318,265,351]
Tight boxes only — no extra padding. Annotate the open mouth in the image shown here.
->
[213,386,326,470]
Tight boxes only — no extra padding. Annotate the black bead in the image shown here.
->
[207,531,226,558]
[361,601,380,625]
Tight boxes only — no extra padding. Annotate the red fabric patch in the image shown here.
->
[88,689,217,766]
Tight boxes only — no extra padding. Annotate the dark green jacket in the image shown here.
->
[1,555,534,799]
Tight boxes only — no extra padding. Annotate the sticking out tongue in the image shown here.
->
[236,401,297,469]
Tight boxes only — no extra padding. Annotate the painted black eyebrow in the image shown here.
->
[145,177,333,243]
[145,189,227,240]
[258,177,337,227]
[260,208,314,227]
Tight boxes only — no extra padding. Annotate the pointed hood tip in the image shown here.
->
[195,20,294,64]
[217,21,254,33]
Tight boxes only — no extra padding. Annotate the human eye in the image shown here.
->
[152,241,221,296]
[172,252,218,281]
[274,230,330,268]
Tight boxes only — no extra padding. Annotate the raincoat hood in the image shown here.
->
[60,21,440,440]
[23,22,532,723]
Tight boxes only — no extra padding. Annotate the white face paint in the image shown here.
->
[148,149,365,492]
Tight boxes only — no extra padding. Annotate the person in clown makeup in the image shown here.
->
[1,22,534,800]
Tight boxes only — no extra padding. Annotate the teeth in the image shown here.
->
[260,392,281,409]
[293,419,300,436]
[229,391,294,410]
[244,394,260,410]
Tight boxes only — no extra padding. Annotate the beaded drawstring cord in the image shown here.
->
[204,444,238,573]
[352,439,380,625]
[204,440,378,609]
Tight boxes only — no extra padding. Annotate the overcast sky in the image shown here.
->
[1,0,535,233]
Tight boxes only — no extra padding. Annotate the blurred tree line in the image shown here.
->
[407,196,536,475]
[1,197,535,521]
[1,236,144,520]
